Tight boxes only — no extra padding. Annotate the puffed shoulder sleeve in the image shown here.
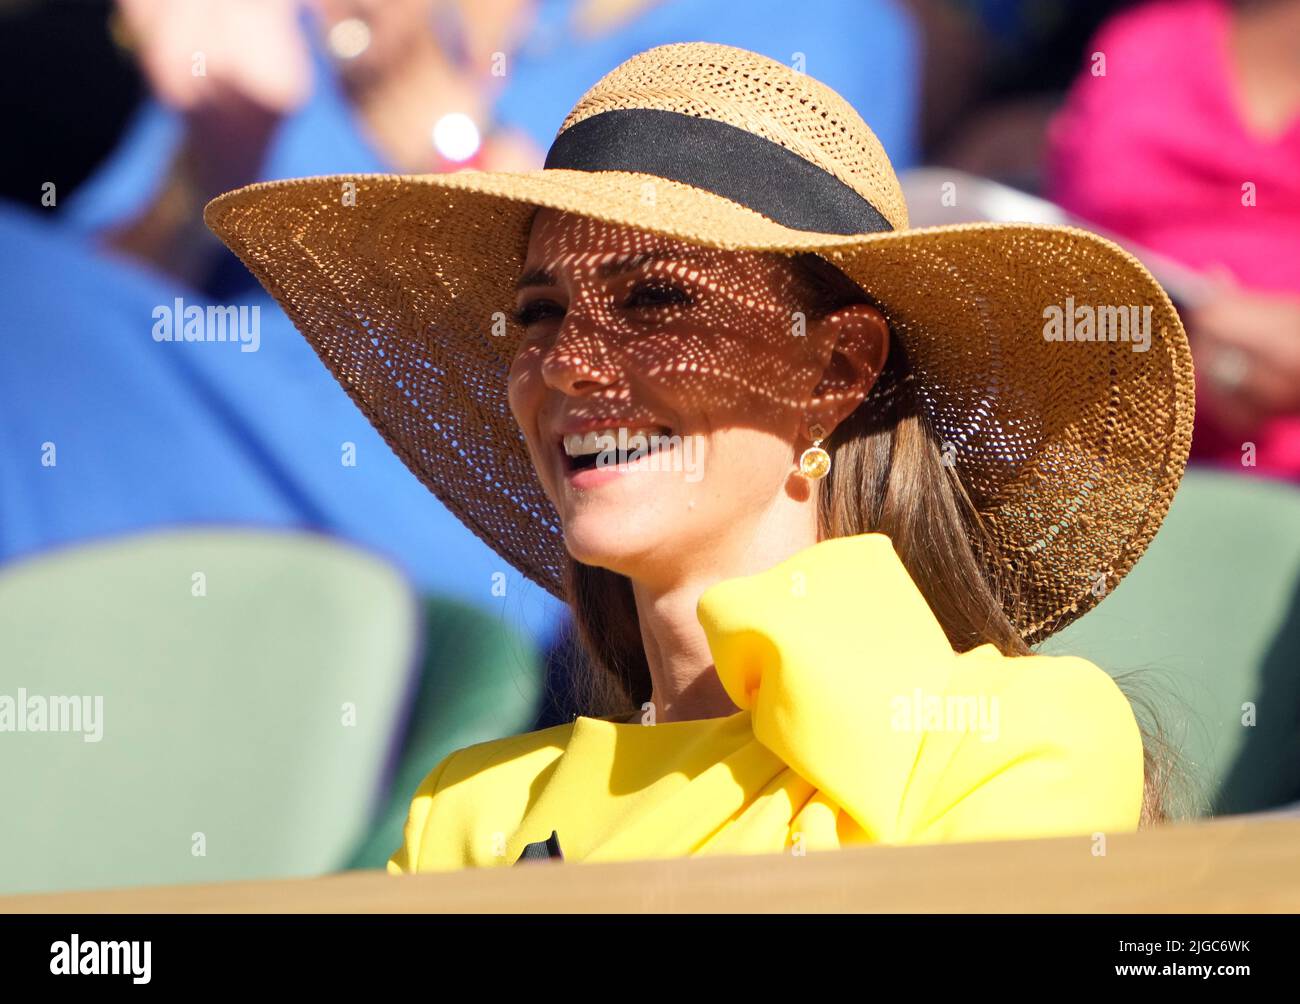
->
[696,534,1144,844]
[895,651,1145,842]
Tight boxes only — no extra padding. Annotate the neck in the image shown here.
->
[628,487,820,722]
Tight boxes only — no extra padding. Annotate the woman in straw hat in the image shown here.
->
[206,42,1194,871]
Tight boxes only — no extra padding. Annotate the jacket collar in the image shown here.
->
[696,532,959,712]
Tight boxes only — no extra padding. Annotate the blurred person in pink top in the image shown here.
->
[1047,0,1300,482]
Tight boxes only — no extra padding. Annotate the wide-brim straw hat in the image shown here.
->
[205,41,1194,644]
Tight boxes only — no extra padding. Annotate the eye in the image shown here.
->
[623,279,693,310]
[512,298,564,328]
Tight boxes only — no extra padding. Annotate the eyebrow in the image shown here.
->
[514,250,690,291]
[514,265,555,291]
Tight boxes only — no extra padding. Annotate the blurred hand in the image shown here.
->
[115,0,313,190]
[1191,287,1300,434]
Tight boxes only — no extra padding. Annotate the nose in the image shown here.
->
[539,313,618,397]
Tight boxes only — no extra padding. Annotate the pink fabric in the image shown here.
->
[1047,0,1300,481]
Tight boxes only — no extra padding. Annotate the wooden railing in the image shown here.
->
[2,816,1297,912]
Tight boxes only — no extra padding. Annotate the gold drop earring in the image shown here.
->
[799,423,831,480]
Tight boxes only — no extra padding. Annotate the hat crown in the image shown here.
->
[555,41,909,230]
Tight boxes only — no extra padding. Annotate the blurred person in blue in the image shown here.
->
[66,0,918,292]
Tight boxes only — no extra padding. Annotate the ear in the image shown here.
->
[804,302,890,434]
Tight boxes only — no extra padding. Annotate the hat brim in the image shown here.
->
[205,168,1194,643]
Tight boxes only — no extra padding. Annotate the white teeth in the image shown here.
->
[562,427,667,458]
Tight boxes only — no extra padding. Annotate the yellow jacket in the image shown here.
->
[388,533,1143,872]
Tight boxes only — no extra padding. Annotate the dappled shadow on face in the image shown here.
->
[514,212,817,415]
[506,210,872,497]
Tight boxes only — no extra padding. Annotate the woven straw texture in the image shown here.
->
[205,42,1194,643]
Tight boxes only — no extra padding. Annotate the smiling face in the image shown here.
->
[507,208,887,590]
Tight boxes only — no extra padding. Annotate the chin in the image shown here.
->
[560,486,689,576]
[562,526,644,577]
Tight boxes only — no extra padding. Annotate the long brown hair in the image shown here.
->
[561,250,1186,825]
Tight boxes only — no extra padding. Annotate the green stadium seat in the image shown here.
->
[0,528,420,894]
[1043,468,1300,815]
[344,595,545,870]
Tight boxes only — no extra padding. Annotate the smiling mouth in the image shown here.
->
[560,425,674,473]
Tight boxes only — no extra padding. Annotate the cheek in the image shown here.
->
[506,351,548,460]
[507,341,543,410]
[638,326,812,429]
[697,427,798,503]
